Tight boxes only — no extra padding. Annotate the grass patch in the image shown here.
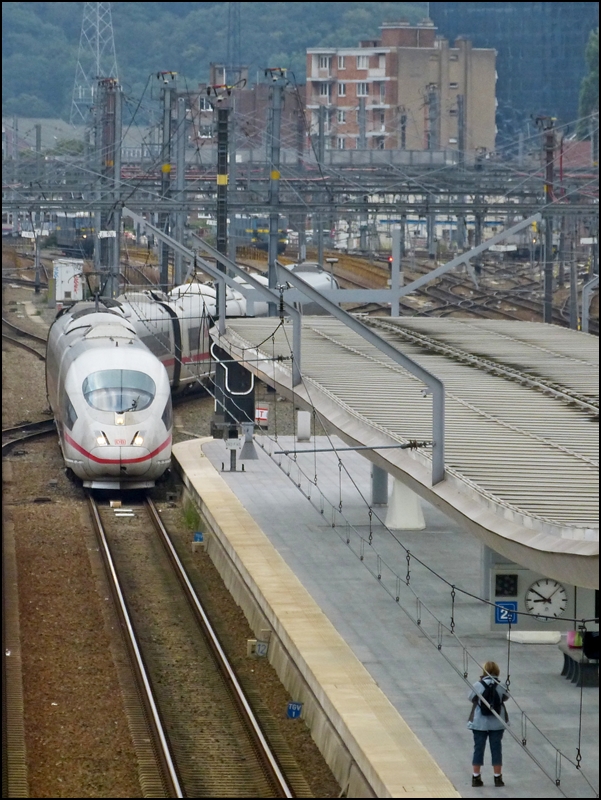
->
[182,499,202,532]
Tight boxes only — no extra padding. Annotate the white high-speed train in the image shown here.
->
[46,301,173,490]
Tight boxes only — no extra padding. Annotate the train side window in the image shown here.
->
[65,396,78,430]
[141,333,171,357]
[188,326,202,351]
[161,399,172,430]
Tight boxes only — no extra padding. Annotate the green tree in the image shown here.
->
[578,28,598,138]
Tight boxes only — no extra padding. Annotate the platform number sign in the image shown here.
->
[255,640,268,657]
[495,601,518,624]
[287,702,303,719]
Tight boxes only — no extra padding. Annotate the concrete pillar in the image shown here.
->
[371,465,389,506]
[481,545,495,601]
[297,410,311,442]
[385,478,425,530]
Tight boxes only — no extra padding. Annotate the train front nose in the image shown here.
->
[89,446,151,477]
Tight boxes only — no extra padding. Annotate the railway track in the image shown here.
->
[88,494,293,798]
[2,316,47,360]
[329,251,599,332]
[2,419,56,455]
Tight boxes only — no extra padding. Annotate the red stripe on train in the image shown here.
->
[64,431,172,464]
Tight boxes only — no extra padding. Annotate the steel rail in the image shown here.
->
[144,497,294,799]
[1,420,56,454]
[2,333,45,361]
[1,316,47,344]
[86,495,183,798]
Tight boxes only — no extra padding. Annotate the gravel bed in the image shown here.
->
[3,274,339,797]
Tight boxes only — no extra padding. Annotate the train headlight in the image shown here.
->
[115,413,125,425]
[96,432,110,446]
[133,435,144,446]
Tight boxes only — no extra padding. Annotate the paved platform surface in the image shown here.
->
[197,435,598,799]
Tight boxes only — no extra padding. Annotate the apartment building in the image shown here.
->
[306,20,496,154]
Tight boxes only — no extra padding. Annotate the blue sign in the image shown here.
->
[255,640,269,657]
[287,702,303,719]
[193,532,204,542]
[495,601,518,624]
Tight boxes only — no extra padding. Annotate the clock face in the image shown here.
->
[525,579,568,620]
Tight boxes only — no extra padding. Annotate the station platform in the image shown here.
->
[172,436,599,799]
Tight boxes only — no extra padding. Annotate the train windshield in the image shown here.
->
[82,370,156,413]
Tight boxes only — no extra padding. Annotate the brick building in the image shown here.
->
[306,20,496,154]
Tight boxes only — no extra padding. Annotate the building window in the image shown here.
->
[319,55,331,70]
[357,55,369,69]
[337,110,346,123]
[375,137,385,150]
[357,82,368,97]
[319,83,331,99]
[449,54,459,61]
[378,54,386,69]
[380,83,386,102]
[338,83,346,97]
[338,55,346,69]
[337,137,345,150]
[449,82,458,89]
[449,108,458,116]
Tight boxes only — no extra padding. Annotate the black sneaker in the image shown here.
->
[494,775,505,787]
[472,775,484,787]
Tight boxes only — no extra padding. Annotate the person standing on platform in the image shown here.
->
[467,660,509,787]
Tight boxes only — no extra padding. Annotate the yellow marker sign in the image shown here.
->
[216,174,228,185]
[162,163,171,173]
[270,170,280,180]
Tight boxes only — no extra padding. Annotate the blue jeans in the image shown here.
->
[472,729,504,766]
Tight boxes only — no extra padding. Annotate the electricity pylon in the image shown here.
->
[70,2,119,125]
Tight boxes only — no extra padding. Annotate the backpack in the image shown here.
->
[479,678,503,716]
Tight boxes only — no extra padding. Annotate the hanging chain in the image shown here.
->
[521,711,527,746]
[462,647,469,679]
[368,508,373,545]
[313,409,318,485]
[338,459,343,512]
[576,621,586,771]
[271,333,278,441]
[395,576,400,602]
[377,555,382,581]
[450,585,456,634]
[506,620,512,689]
[406,550,411,585]
[555,751,562,786]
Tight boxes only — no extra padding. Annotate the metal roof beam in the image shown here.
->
[275,264,446,485]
